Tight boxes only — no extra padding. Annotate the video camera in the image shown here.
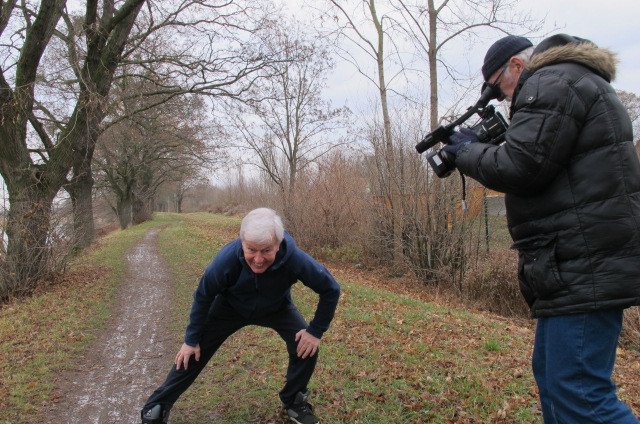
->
[415,84,508,178]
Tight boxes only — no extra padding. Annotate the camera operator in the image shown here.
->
[445,34,640,423]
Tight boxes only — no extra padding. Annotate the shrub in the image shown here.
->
[317,244,362,264]
[461,249,529,318]
[287,153,373,263]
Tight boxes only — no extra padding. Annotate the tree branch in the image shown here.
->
[15,0,65,89]
[0,0,18,36]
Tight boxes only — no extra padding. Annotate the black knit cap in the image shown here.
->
[482,35,533,81]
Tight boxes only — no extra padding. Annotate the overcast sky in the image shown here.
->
[287,0,640,114]
[533,0,639,93]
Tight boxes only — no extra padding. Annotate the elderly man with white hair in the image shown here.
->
[141,208,341,424]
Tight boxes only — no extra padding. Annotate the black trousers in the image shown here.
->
[142,301,318,414]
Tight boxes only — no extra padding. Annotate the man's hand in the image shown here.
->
[295,329,320,359]
[175,343,200,370]
[443,127,479,156]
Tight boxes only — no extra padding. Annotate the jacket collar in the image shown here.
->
[527,34,617,82]
[510,34,618,118]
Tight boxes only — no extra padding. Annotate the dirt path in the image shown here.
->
[48,229,173,424]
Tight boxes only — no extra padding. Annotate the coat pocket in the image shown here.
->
[512,233,566,299]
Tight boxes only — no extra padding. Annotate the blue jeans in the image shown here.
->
[533,309,639,424]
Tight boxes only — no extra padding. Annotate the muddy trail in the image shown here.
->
[48,229,172,424]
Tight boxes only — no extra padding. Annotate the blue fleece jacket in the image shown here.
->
[184,232,341,346]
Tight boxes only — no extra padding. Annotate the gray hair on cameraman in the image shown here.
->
[240,208,285,245]
[516,46,535,64]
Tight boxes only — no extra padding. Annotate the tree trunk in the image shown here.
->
[282,183,297,236]
[116,197,133,229]
[132,171,154,224]
[132,196,153,224]
[0,0,146,297]
[67,171,95,249]
[425,0,441,272]
[175,192,184,213]
[427,0,439,130]
[370,0,404,272]
[1,183,56,298]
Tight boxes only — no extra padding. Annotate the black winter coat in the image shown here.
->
[455,34,640,317]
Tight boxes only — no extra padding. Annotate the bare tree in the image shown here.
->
[617,90,640,143]
[95,82,215,229]
[226,21,349,227]
[390,1,545,285]
[54,1,277,248]
[0,0,145,296]
[317,0,545,279]
[392,0,544,128]
[0,0,277,297]
[162,176,208,213]
[321,0,407,271]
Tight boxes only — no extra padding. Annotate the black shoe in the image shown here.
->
[284,392,319,424]
[141,404,169,424]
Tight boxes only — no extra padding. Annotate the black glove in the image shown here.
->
[442,127,479,156]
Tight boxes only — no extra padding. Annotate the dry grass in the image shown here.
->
[623,307,640,351]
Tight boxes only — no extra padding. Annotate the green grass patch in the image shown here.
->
[484,339,502,352]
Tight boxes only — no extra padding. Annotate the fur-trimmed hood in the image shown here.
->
[527,34,618,82]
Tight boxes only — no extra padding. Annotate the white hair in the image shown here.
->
[239,208,285,244]
[516,46,535,63]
